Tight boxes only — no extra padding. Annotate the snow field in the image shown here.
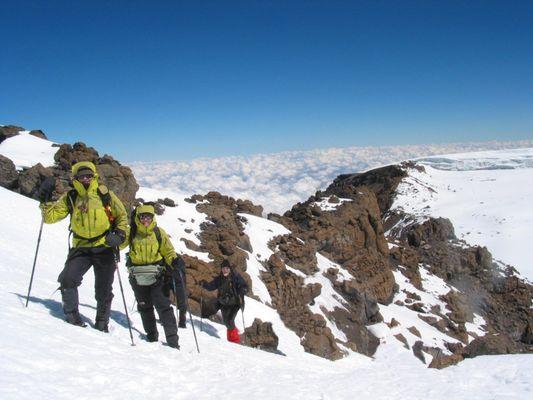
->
[392,148,533,281]
[0,131,58,169]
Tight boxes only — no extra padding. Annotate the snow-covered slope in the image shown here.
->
[1,133,532,399]
[1,186,532,400]
[389,148,533,281]
[0,131,57,169]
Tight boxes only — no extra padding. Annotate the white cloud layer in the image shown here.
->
[131,140,533,215]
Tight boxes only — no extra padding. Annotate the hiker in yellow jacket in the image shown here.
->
[126,203,185,349]
[39,161,128,331]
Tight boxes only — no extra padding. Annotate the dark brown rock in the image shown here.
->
[412,341,426,363]
[394,333,409,349]
[53,142,99,169]
[0,125,24,143]
[0,155,18,189]
[162,197,176,207]
[29,129,47,140]
[326,163,411,215]
[269,234,318,275]
[242,319,281,354]
[17,163,54,199]
[463,334,517,357]
[429,352,463,369]
[408,326,422,338]
[280,186,394,305]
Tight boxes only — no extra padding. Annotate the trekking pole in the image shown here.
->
[130,299,137,312]
[26,218,45,307]
[200,294,203,332]
[175,270,200,353]
[114,249,135,346]
[241,308,246,331]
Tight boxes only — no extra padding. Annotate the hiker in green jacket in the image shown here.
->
[126,203,186,349]
[39,161,128,331]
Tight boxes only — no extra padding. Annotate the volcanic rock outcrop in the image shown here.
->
[0,128,138,210]
[242,319,281,354]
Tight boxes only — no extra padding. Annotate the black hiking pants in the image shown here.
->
[130,277,178,342]
[162,272,187,313]
[201,299,240,330]
[58,247,115,323]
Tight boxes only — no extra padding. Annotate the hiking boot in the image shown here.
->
[94,319,109,333]
[227,328,241,344]
[178,310,187,328]
[146,332,159,342]
[65,312,87,328]
[167,335,180,349]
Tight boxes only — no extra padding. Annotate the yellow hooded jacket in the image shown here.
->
[127,204,177,267]
[40,161,128,248]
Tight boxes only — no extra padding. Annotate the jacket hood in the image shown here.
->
[71,161,100,196]
[134,204,157,234]
[72,161,97,176]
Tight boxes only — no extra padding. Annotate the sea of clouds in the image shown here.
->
[131,140,533,215]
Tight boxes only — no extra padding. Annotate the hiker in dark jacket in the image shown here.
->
[200,259,248,344]
[126,204,186,349]
[39,161,128,331]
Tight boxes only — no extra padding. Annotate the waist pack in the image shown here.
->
[129,265,163,286]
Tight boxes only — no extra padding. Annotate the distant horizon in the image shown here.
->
[3,123,533,163]
[129,137,533,163]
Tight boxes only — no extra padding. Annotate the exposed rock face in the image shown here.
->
[278,186,394,305]
[0,125,24,143]
[0,155,18,189]
[262,179,396,359]
[326,163,411,214]
[269,234,318,275]
[462,333,518,358]
[3,139,139,210]
[393,215,533,356]
[379,166,533,367]
[192,192,256,270]
[260,253,345,359]
[29,130,47,140]
[17,163,54,199]
[52,143,139,209]
[242,318,280,354]
[179,192,258,315]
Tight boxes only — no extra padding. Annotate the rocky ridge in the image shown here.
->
[0,127,138,209]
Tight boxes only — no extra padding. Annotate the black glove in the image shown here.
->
[199,279,207,288]
[38,176,56,202]
[105,229,125,248]
[171,257,186,275]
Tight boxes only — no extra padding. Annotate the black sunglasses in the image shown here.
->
[76,173,94,180]
[139,213,154,220]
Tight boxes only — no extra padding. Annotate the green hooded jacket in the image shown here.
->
[127,204,177,267]
[40,161,128,248]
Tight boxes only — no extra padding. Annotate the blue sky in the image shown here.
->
[1,0,532,161]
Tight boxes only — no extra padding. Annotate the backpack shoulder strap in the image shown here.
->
[97,185,115,224]
[153,226,162,249]
[97,185,111,207]
[66,189,77,215]
[129,206,138,247]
